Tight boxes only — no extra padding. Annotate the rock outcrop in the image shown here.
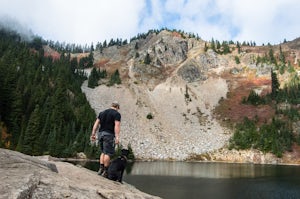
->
[83,31,232,160]
[189,146,300,165]
[0,149,161,199]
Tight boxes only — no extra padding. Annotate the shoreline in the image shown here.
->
[49,156,300,166]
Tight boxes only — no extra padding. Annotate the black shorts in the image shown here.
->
[99,133,115,156]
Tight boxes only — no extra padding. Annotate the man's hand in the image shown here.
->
[90,134,96,141]
[115,137,119,144]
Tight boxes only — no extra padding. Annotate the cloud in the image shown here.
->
[0,16,34,41]
[0,0,145,44]
[0,0,299,45]
[214,0,300,44]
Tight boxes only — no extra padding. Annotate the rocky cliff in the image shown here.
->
[0,148,160,199]
[81,30,300,162]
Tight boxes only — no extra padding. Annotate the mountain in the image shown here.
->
[79,30,300,161]
[1,27,300,162]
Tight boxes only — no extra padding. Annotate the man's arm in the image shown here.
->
[91,118,100,140]
[114,120,120,144]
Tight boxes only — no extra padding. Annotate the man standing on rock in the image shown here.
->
[91,101,121,177]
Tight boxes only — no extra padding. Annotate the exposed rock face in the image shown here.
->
[85,30,300,162]
[82,32,235,161]
[0,149,160,199]
[82,77,230,160]
[177,59,205,82]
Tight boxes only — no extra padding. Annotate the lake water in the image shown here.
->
[77,161,300,199]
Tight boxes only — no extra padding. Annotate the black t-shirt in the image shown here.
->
[98,108,121,134]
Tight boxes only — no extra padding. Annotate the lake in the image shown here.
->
[76,161,300,199]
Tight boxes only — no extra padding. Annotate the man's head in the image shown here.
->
[111,101,120,110]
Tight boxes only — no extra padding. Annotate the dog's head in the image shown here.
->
[121,149,129,158]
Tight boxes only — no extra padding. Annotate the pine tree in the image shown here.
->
[279,45,286,64]
[216,40,221,50]
[271,69,280,99]
[109,70,122,86]
[22,105,42,155]
[88,67,99,88]
[7,89,23,148]
[74,125,85,152]
[144,53,151,65]
[237,42,241,54]
[87,51,94,67]
[37,114,51,154]
[48,127,58,156]
[268,48,277,65]
[204,43,208,52]
[222,41,230,54]
[103,40,107,48]
[70,57,78,73]
[210,38,216,52]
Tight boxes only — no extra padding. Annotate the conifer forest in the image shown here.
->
[0,29,99,158]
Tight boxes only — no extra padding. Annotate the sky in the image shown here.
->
[0,0,299,46]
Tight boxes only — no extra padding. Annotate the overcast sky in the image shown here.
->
[0,0,299,46]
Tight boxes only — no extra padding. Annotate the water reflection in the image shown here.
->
[68,160,300,199]
[123,162,300,199]
[129,161,275,178]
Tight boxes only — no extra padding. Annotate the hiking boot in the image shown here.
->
[97,168,104,175]
[101,170,108,178]
[97,167,104,175]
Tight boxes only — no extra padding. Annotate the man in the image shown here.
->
[91,101,121,177]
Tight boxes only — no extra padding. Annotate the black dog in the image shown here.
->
[107,149,129,183]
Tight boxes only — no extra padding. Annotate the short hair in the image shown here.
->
[112,101,120,109]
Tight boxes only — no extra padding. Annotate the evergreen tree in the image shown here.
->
[7,89,23,148]
[50,86,66,124]
[109,70,122,86]
[222,41,230,54]
[279,45,286,64]
[88,67,99,88]
[48,127,58,156]
[144,53,151,65]
[103,40,107,48]
[210,38,216,52]
[79,58,85,68]
[237,41,241,54]
[73,125,85,152]
[37,114,51,154]
[87,51,94,67]
[22,105,42,155]
[70,57,78,73]
[216,40,221,50]
[98,42,103,53]
[108,39,115,46]
[235,56,240,64]
[204,43,208,52]
[268,48,277,65]
[271,68,280,98]
[90,43,94,51]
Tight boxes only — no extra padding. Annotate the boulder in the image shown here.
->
[0,149,161,199]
